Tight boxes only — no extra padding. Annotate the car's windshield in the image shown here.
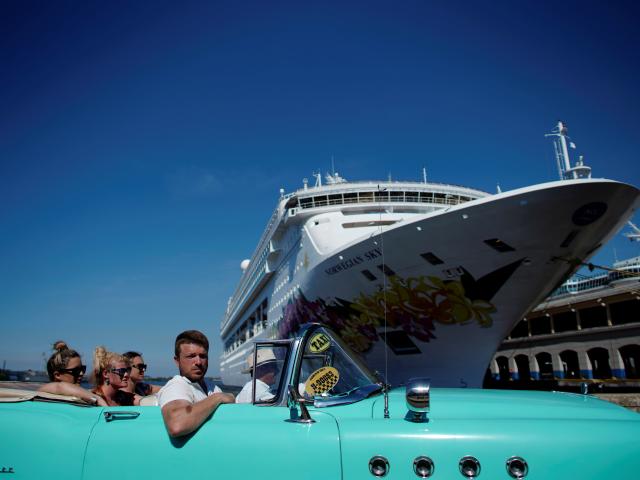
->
[296,327,380,405]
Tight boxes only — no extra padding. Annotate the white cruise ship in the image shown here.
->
[219,122,640,388]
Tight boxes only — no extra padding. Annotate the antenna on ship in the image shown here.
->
[545,121,592,180]
[422,167,427,184]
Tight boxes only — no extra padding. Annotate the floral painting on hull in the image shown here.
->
[277,258,524,353]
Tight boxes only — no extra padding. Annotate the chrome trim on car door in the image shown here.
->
[103,411,140,422]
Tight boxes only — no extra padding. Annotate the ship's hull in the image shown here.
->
[221,179,639,388]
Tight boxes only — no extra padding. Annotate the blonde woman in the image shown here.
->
[38,341,107,406]
[91,347,135,406]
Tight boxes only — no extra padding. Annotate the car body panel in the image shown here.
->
[83,404,341,480]
[0,401,101,479]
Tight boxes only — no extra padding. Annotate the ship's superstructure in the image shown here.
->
[219,123,640,388]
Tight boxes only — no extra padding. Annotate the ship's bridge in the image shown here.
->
[286,181,489,213]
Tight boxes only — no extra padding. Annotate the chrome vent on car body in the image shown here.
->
[459,456,481,478]
[506,456,528,478]
[413,456,434,478]
[369,456,389,477]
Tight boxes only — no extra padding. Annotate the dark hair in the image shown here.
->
[122,351,142,361]
[175,330,209,357]
[46,341,81,381]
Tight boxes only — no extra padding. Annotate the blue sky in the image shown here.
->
[1,0,639,377]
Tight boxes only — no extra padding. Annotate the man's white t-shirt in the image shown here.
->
[235,378,273,404]
[158,375,222,408]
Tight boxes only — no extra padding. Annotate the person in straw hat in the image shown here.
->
[235,348,279,404]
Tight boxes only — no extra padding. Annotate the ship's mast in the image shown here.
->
[545,121,592,180]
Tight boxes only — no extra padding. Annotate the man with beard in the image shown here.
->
[158,330,235,437]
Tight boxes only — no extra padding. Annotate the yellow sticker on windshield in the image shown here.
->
[305,367,340,396]
[308,332,331,353]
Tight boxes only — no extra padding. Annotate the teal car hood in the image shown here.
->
[369,388,640,421]
[321,388,640,478]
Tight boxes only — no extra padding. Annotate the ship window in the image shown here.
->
[358,192,374,203]
[328,194,343,205]
[343,193,358,204]
[484,238,515,252]
[405,191,419,202]
[553,311,577,332]
[390,191,404,202]
[342,220,396,228]
[421,252,444,265]
[580,306,608,329]
[361,269,377,281]
[374,190,389,202]
[420,192,434,202]
[300,197,313,209]
[377,264,396,276]
[610,300,640,326]
[314,195,328,207]
[341,207,386,215]
[434,193,446,204]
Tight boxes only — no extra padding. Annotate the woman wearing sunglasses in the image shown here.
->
[91,347,135,406]
[122,351,160,403]
[38,341,107,406]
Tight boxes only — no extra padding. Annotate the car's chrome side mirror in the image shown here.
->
[286,385,315,424]
[405,378,430,423]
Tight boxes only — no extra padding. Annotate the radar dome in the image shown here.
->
[240,259,250,271]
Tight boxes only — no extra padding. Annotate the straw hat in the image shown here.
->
[242,348,277,374]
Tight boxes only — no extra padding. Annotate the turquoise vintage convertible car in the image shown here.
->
[1,324,639,479]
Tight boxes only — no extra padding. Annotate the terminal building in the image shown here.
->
[488,257,640,386]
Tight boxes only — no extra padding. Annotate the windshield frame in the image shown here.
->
[250,339,294,406]
[290,324,382,408]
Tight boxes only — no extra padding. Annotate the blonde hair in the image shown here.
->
[92,346,129,386]
[46,341,81,381]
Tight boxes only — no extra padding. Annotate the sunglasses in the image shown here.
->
[60,365,87,377]
[131,363,147,371]
[109,367,132,379]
